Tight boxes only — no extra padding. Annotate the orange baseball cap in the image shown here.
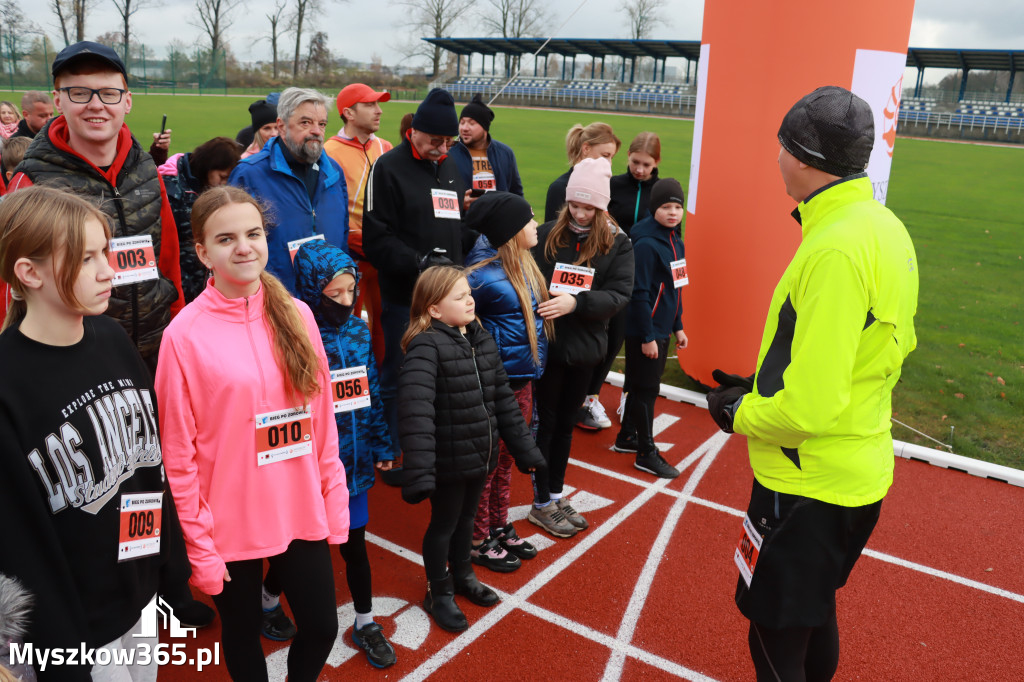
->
[337,84,391,115]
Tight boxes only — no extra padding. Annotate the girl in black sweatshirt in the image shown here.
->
[398,265,544,633]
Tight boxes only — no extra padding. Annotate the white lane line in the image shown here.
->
[365,532,424,567]
[653,413,680,437]
[602,432,729,681]
[861,548,1024,604]
[397,431,730,682]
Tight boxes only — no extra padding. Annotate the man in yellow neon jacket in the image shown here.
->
[707,86,919,680]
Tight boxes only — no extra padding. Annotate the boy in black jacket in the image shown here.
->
[614,178,689,478]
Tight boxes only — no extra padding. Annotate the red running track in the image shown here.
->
[158,385,1024,681]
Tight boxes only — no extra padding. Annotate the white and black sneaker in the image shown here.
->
[577,395,612,430]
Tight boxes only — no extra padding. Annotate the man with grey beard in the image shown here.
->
[229,87,350,293]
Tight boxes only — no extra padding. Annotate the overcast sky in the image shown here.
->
[17,0,1024,83]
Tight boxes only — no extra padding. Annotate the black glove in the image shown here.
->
[401,484,433,505]
[711,369,755,393]
[707,385,747,433]
[418,248,453,272]
[515,448,547,475]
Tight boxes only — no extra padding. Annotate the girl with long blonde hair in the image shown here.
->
[544,121,621,221]
[398,265,544,633]
[528,157,634,538]
[464,192,552,571]
[155,185,349,681]
[0,186,186,679]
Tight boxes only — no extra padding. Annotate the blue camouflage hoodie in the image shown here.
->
[294,240,393,497]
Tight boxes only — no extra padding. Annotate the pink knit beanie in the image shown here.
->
[565,157,612,210]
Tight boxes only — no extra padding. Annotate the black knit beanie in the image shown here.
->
[249,100,277,130]
[778,86,874,178]
[649,178,685,213]
[465,192,534,248]
[460,94,494,131]
[411,88,458,136]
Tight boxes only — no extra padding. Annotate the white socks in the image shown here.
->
[355,611,374,629]
[261,584,280,611]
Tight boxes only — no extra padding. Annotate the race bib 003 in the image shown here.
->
[108,235,158,286]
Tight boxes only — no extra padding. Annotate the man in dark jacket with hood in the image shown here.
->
[362,88,472,483]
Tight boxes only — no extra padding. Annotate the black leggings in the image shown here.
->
[620,336,669,448]
[212,539,337,682]
[532,357,593,504]
[338,526,373,614]
[586,307,627,395]
[748,613,840,682]
[423,477,487,582]
[266,527,373,614]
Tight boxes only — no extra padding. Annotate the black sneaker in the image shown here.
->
[470,535,521,573]
[352,621,396,669]
[634,449,680,479]
[165,596,215,628]
[611,431,638,453]
[494,523,537,560]
[262,604,297,641]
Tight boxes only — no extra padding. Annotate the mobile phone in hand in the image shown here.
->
[160,114,167,135]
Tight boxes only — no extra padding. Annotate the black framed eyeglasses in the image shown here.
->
[58,87,127,105]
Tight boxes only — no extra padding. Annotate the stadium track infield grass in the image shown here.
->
[42,93,1024,465]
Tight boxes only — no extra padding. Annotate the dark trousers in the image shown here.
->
[586,307,627,395]
[748,614,840,682]
[532,357,593,504]
[423,476,488,582]
[212,539,337,682]
[338,526,373,614]
[620,336,669,451]
[379,300,411,459]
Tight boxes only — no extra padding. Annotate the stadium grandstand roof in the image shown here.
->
[426,38,1023,73]
[424,37,702,62]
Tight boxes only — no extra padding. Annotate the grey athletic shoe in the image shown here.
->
[528,503,577,538]
[555,497,589,530]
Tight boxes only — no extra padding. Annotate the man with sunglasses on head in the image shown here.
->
[362,88,472,486]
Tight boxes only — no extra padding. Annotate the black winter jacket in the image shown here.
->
[608,167,660,236]
[398,320,545,504]
[533,221,635,367]
[543,168,572,222]
[362,139,472,306]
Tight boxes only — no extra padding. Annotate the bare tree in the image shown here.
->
[391,0,476,78]
[110,0,155,70]
[51,0,71,46]
[265,0,286,79]
[480,0,547,75]
[620,0,668,40]
[71,0,96,41]
[289,0,346,79]
[191,0,241,57]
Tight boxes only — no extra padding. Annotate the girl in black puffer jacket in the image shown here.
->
[398,266,544,633]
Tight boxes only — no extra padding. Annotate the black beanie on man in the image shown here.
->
[465,191,534,248]
[649,178,686,214]
[412,88,459,136]
[460,94,494,132]
[777,85,874,178]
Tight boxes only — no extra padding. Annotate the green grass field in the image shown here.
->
[94,93,1024,467]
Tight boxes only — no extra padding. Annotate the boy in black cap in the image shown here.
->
[362,87,471,485]
[449,93,524,200]
[7,40,211,630]
[706,85,919,681]
[613,177,688,479]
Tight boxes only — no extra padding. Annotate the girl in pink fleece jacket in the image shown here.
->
[155,185,348,682]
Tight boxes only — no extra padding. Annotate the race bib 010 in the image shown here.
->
[255,406,313,466]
